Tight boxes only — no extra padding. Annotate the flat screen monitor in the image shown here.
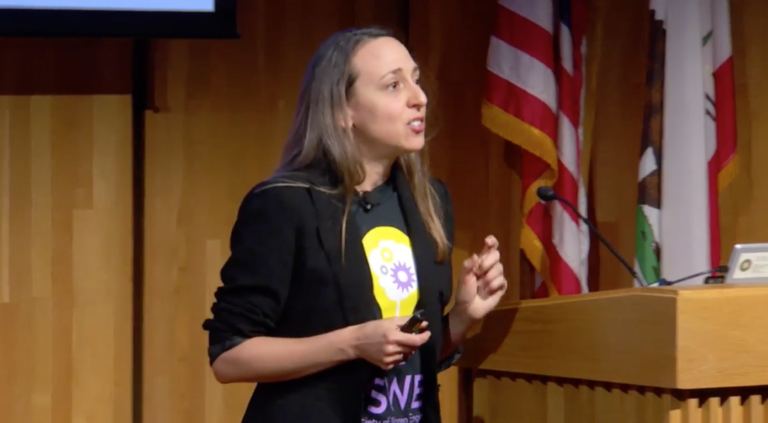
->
[0,0,238,38]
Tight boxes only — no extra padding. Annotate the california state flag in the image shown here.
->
[659,0,738,282]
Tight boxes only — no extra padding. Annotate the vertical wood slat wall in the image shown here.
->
[0,39,134,423]
[472,375,768,423]
[2,0,768,422]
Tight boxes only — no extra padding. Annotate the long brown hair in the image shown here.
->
[275,27,449,262]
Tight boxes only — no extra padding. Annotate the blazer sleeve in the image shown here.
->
[202,184,299,363]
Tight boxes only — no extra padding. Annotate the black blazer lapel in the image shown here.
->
[391,165,453,374]
[391,166,441,316]
[306,178,379,327]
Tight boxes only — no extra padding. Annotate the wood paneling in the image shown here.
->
[1,0,768,422]
[587,0,650,290]
[0,39,133,423]
[467,285,768,390]
[472,376,768,423]
[464,284,768,423]
[722,0,768,252]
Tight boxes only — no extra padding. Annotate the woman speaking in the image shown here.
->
[202,26,507,423]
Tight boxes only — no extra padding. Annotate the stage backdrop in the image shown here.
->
[0,39,134,423]
[1,0,767,422]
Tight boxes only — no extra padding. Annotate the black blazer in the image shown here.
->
[203,164,456,423]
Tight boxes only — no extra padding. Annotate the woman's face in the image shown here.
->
[344,36,428,161]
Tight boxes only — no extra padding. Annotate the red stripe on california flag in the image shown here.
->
[492,3,555,71]
[713,56,737,170]
[484,71,558,141]
[709,55,737,269]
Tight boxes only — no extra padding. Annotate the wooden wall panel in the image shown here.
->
[0,1,766,423]
[722,0,768,251]
[0,39,133,423]
[586,0,649,290]
[472,376,768,423]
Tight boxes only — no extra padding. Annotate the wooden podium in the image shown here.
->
[457,284,768,422]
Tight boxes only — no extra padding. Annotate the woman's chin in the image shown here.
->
[400,136,426,153]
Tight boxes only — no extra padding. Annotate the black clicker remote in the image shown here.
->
[400,309,426,334]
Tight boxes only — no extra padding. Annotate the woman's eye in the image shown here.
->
[387,81,399,90]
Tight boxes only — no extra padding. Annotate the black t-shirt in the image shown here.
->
[353,179,426,423]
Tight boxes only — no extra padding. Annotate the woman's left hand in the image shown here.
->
[454,235,508,322]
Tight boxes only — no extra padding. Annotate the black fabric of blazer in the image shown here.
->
[202,163,456,423]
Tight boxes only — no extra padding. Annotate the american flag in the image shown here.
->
[481,0,590,297]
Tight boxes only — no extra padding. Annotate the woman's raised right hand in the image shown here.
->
[350,316,431,370]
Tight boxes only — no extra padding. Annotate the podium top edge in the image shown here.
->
[495,283,768,310]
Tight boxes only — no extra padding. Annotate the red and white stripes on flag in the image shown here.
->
[482,0,590,297]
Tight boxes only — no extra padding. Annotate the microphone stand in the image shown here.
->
[536,187,727,289]
[654,265,729,286]
[548,193,645,286]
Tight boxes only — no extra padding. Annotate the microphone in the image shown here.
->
[356,191,378,212]
[654,265,728,286]
[536,186,644,286]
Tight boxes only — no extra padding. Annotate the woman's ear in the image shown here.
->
[337,109,354,130]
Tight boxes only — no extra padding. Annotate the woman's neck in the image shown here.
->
[356,159,394,192]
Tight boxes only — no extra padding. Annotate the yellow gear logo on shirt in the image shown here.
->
[361,226,419,318]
